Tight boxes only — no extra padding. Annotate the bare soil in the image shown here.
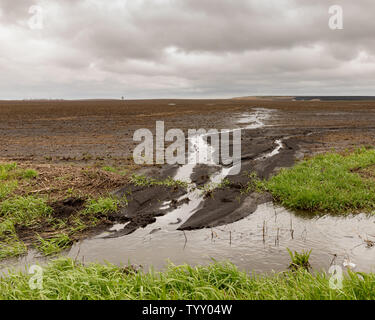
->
[2,99,375,163]
[2,99,375,236]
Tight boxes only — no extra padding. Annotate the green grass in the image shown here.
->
[0,258,374,300]
[0,163,17,180]
[0,181,18,201]
[102,166,128,176]
[0,163,38,201]
[84,197,120,215]
[0,196,52,225]
[0,163,121,259]
[130,174,188,189]
[0,162,132,260]
[36,234,72,256]
[0,196,52,238]
[0,196,53,259]
[262,148,375,213]
[287,248,312,271]
[21,169,38,179]
[0,236,27,260]
[0,163,38,181]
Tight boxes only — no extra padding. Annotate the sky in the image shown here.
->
[0,0,374,99]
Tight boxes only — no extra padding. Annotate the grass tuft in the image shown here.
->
[0,181,18,201]
[36,234,72,256]
[0,163,38,181]
[0,196,52,225]
[287,248,312,271]
[0,258,375,300]
[263,148,375,213]
[130,174,188,189]
[84,197,120,215]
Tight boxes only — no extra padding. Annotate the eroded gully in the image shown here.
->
[3,108,375,274]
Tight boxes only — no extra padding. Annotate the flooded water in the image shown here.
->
[2,108,375,274]
[7,203,375,274]
[66,203,375,273]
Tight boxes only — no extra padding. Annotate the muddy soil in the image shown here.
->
[111,116,375,235]
[107,184,188,236]
[2,99,375,163]
[178,126,375,231]
[2,99,375,235]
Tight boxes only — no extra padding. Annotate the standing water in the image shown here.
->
[2,108,375,274]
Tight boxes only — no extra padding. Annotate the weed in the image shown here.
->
[0,237,27,260]
[36,234,72,256]
[102,166,117,173]
[21,169,38,179]
[84,197,120,215]
[130,174,188,189]
[0,163,38,181]
[0,181,18,201]
[287,248,312,271]
[241,172,265,194]
[0,196,52,225]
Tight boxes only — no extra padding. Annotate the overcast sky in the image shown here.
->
[0,0,374,99]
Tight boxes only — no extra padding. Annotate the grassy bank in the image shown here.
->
[0,162,129,259]
[0,162,190,260]
[259,148,375,213]
[0,258,374,300]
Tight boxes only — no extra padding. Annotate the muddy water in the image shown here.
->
[6,203,375,274]
[3,108,375,273]
[64,204,375,273]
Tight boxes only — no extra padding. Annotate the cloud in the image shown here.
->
[0,0,374,99]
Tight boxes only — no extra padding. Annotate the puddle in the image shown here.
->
[65,203,375,273]
[235,108,274,129]
[4,203,375,274]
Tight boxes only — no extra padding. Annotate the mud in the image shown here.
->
[2,99,375,164]
[96,104,375,234]
[107,184,188,236]
[51,198,86,219]
[178,133,317,230]
[2,99,375,272]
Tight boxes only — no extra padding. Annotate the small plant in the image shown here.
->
[241,171,265,194]
[0,163,18,180]
[130,174,188,189]
[0,196,52,225]
[102,166,117,173]
[84,197,119,215]
[66,188,74,197]
[0,163,39,181]
[0,237,27,260]
[36,234,72,256]
[287,248,312,271]
[21,169,38,179]
[0,181,18,201]
[218,178,231,188]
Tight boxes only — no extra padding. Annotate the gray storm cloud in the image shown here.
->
[0,0,374,99]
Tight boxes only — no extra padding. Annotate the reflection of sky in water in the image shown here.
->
[5,203,375,275]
